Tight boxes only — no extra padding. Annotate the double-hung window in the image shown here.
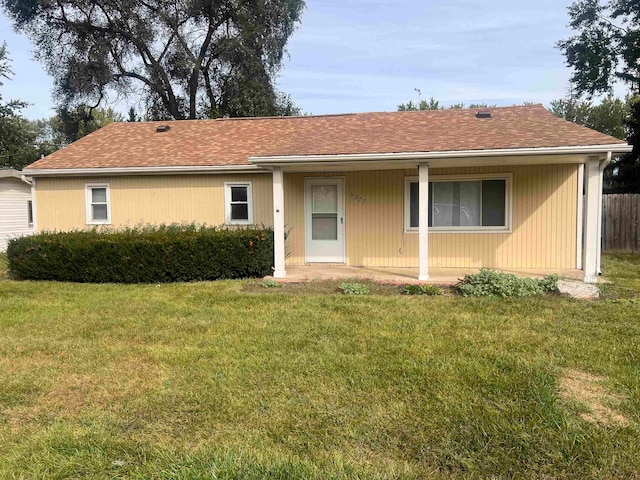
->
[85,184,111,225]
[224,182,253,225]
[405,174,511,232]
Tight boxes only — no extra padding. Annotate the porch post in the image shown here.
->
[272,167,286,278]
[418,162,429,281]
[583,157,601,283]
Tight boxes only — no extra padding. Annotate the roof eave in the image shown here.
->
[249,144,633,166]
[22,164,268,177]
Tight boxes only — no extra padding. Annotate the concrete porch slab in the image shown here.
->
[266,265,584,285]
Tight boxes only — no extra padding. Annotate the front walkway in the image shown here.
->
[266,265,584,285]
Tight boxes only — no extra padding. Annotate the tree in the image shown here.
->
[0,42,39,170]
[1,0,305,120]
[550,95,628,139]
[397,97,496,112]
[50,107,124,144]
[558,0,640,192]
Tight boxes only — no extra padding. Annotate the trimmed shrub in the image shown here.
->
[457,269,559,298]
[7,224,274,283]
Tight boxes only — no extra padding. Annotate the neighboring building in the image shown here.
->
[23,105,632,282]
[0,169,34,251]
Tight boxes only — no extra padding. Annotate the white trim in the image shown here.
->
[250,144,632,165]
[596,152,612,275]
[576,164,584,270]
[30,177,37,233]
[583,157,600,283]
[272,168,286,278]
[224,182,253,225]
[418,164,429,281]
[404,173,513,234]
[85,183,111,225]
[24,165,268,177]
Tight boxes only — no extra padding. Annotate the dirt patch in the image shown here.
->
[559,369,628,427]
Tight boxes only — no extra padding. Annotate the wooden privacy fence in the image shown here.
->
[603,194,640,252]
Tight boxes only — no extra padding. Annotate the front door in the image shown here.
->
[305,178,345,263]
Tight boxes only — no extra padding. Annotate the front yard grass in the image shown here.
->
[0,255,639,478]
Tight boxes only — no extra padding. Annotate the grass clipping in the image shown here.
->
[559,369,629,427]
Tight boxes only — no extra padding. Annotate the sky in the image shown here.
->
[0,0,625,120]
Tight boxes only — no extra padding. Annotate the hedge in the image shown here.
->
[6,224,274,283]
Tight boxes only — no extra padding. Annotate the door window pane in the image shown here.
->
[482,180,506,226]
[312,185,337,213]
[312,213,338,240]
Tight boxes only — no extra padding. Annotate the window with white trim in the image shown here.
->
[224,182,253,225]
[85,184,111,225]
[405,175,511,232]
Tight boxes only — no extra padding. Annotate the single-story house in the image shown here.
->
[0,169,34,251]
[23,105,632,283]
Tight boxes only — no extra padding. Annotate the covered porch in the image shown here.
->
[264,264,584,285]
[254,151,619,284]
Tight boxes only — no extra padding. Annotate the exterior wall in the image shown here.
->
[34,163,579,270]
[284,164,579,269]
[35,174,274,231]
[0,178,33,251]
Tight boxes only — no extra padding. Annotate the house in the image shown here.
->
[0,169,34,251]
[22,105,632,283]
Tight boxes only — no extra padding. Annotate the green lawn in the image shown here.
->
[0,255,639,478]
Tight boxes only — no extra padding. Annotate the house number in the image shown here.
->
[350,192,367,203]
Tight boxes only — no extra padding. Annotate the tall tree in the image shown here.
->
[1,0,305,120]
[0,42,39,170]
[557,0,640,192]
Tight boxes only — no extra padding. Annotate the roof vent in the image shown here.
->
[476,110,492,119]
[156,125,171,132]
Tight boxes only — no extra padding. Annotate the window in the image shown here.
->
[27,200,33,227]
[405,175,511,232]
[85,184,111,225]
[224,182,253,225]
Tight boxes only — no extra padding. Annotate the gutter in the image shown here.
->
[22,164,268,177]
[249,144,633,165]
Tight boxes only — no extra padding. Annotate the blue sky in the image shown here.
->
[0,0,622,119]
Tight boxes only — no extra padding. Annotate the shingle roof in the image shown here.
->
[25,105,628,171]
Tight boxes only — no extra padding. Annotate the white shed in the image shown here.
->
[0,169,34,251]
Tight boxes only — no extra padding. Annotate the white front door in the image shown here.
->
[305,178,345,263]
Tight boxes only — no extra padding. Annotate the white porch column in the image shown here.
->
[418,163,429,281]
[583,157,601,283]
[272,167,286,278]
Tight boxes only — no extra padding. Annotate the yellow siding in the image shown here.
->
[35,174,273,231]
[35,163,579,270]
[284,164,579,269]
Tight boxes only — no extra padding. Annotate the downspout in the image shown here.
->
[596,152,612,275]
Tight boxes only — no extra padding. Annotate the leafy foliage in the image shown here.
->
[7,224,274,283]
[557,0,640,192]
[259,279,282,289]
[1,0,305,120]
[401,284,443,296]
[338,282,370,295]
[398,97,496,111]
[457,269,559,298]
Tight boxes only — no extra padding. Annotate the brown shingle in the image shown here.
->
[25,105,627,170]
